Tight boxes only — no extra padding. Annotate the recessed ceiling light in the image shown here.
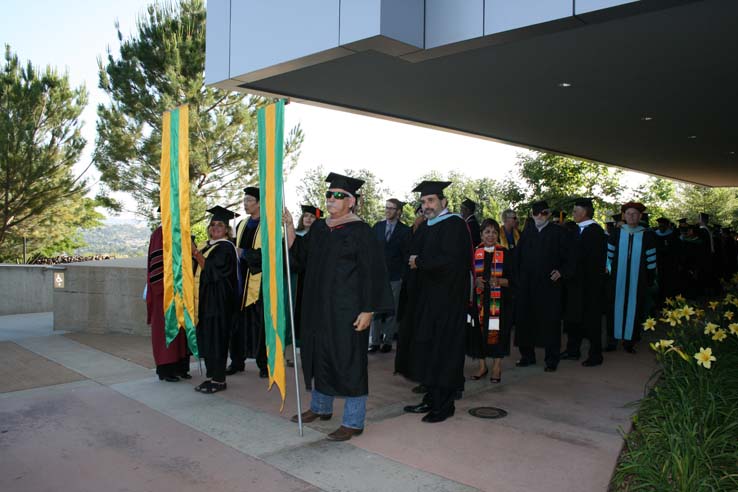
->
[557,82,572,88]
[641,116,654,121]
[687,135,697,139]
[729,151,736,155]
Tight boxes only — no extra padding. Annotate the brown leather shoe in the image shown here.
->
[326,425,363,441]
[290,409,332,423]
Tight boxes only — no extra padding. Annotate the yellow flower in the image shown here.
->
[732,298,738,308]
[724,311,734,321]
[694,347,716,369]
[729,323,738,336]
[675,294,685,303]
[649,341,662,352]
[666,312,682,326]
[659,339,674,349]
[704,322,718,335]
[661,307,671,317]
[665,297,675,306]
[669,346,691,362]
[642,318,657,331]
[713,329,727,342]
[680,306,695,320]
[708,301,719,311]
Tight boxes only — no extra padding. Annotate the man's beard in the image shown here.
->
[533,217,548,228]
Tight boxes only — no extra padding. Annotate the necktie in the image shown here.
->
[385,224,393,241]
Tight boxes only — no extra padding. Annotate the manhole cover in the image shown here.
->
[468,406,508,419]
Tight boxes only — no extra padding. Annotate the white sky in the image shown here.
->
[3,1,648,221]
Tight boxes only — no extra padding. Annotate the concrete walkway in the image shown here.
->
[0,314,655,492]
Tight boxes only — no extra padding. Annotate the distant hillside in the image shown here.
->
[75,221,151,257]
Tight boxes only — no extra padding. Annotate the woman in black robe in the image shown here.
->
[467,219,513,383]
[193,206,239,394]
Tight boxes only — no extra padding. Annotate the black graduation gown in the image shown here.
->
[654,229,682,300]
[514,222,574,348]
[394,224,428,377]
[564,223,607,325]
[196,241,239,362]
[406,215,473,390]
[291,219,394,397]
[466,216,481,250]
[607,227,657,341]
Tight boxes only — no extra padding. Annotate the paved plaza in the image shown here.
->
[0,313,655,492]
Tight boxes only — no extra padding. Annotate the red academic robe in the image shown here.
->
[146,226,188,366]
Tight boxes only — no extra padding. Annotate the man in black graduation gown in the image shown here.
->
[285,172,394,441]
[561,198,607,366]
[403,181,473,423]
[227,187,268,378]
[461,198,481,247]
[654,217,682,303]
[514,200,574,372]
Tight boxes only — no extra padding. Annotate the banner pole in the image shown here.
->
[282,197,303,437]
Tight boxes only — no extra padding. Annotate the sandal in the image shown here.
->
[194,380,212,392]
[201,381,227,394]
[470,369,488,380]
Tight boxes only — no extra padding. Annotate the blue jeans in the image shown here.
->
[310,389,367,430]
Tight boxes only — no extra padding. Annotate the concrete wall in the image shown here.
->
[0,264,55,315]
[53,258,149,336]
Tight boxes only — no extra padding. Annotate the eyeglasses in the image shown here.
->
[325,191,351,200]
[385,206,398,211]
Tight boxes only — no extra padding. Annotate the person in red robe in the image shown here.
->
[146,225,190,382]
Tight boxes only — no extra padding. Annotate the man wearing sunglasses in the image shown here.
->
[284,172,394,441]
[514,200,574,372]
[402,181,473,423]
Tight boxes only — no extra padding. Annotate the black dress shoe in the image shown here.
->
[379,344,392,353]
[544,365,558,372]
[179,373,192,380]
[259,367,269,378]
[624,345,637,354]
[368,345,380,353]
[403,402,431,414]
[225,365,245,376]
[559,351,580,361]
[582,358,603,367]
[411,384,427,394]
[159,375,180,382]
[422,406,455,423]
[516,359,536,367]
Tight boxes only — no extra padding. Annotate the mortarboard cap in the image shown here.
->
[413,180,452,197]
[531,200,550,215]
[325,172,365,196]
[677,217,688,224]
[243,186,260,200]
[699,212,710,223]
[461,198,477,212]
[207,205,239,223]
[656,217,670,224]
[621,201,646,213]
[573,197,594,208]
[301,205,323,219]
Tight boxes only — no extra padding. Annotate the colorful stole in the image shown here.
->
[474,246,504,345]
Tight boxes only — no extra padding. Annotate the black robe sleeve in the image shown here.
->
[357,224,395,315]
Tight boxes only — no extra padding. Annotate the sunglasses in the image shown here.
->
[325,191,351,200]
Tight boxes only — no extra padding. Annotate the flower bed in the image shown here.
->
[610,288,738,491]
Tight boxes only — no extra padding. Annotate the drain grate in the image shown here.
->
[468,406,508,419]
